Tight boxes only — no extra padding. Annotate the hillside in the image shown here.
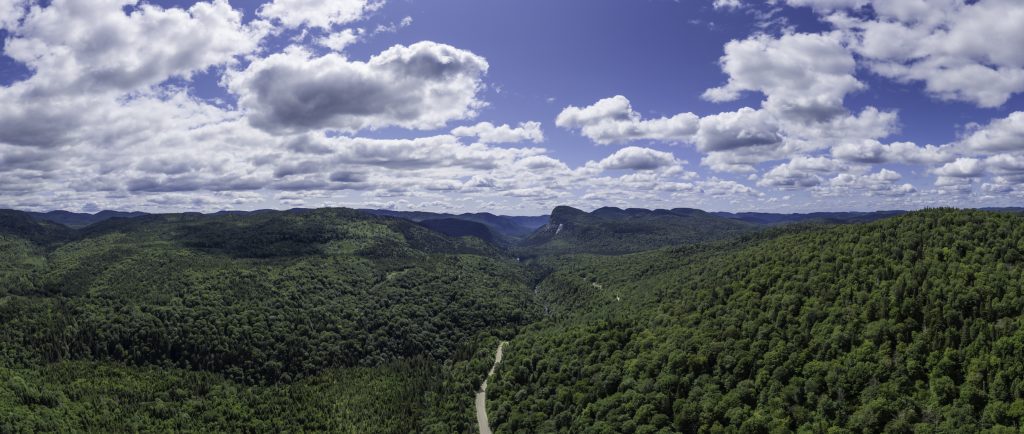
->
[0,208,537,432]
[25,210,148,229]
[488,209,1024,433]
[0,210,76,246]
[519,206,753,255]
[5,206,1024,432]
[418,218,496,243]
[363,209,548,241]
[713,210,907,225]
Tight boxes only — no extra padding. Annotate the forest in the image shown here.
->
[0,209,534,432]
[489,209,1024,433]
[2,207,1024,432]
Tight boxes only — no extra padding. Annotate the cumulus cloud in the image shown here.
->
[823,0,1024,107]
[831,140,953,165]
[451,121,544,144]
[0,0,267,150]
[758,156,848,188]
[258,0,382,29]
[4,0,266,97]
[692,32,897,173]
[319,29,363,52]
[703,32,864,122]
[227,42,489,135]
[593,146,681,171]
[933,158,985,178]
[699,178,759,196]
[963,112,1024,152]
[819,169,916,197]
[555,95,699,145]
[695,108,781,152]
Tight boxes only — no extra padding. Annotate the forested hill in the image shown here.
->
[6,206,1024,432]
[25,209,148,229]
[362,209,548,241]
[712,210,907,225]
[489,209,1024,432]
[0,208,538,432]
[519,206,753,255]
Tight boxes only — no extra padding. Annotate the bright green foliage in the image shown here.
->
[490,209,1024,433]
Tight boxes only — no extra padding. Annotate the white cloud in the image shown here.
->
[932,157,985,178]
[983,154,1024,176]
[693,32,897,173]
[555,95,699,145]
[227,42,489,134]
[784,0,869,12]
[4,0,266,97]
[713,0,744,9]
[703,32,863,122]
[695,107,781,152]
[825,0,1024,107]
[758,155,848,188]
[374,15,413,34]
[451,121,544,144]
[831,140,953,164]
[258,0,382,29]
[963,112,1024,152]
[699,178,759,196]
[0,0,27,30]
[819,169,916,197]
[319,28,363,52]
[593,146,681,171]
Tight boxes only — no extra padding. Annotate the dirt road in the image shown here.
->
[475,341,507,434]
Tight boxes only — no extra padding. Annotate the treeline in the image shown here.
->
[490,209,1024,433]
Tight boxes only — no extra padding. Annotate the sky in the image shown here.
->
[1,0,1023,215]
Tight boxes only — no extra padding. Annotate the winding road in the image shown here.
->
[475,341,508,434]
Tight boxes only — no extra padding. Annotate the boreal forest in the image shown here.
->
[2,206,1024,433]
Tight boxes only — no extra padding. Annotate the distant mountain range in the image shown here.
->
[10,207,1023,249]
[24,210,148,228]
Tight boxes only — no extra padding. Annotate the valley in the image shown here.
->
[2,206,1023,432]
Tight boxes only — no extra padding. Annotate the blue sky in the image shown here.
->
[1,0,1023,214]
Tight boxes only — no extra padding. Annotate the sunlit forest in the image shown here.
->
[3,207,1024,432]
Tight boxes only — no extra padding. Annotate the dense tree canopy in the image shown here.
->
[3,207,1024,432]
[0,209,535,432]
[490,209,1024,433]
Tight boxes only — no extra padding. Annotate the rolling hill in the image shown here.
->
[362,209,548,241]
[0,208,537,432]
[712,210,907,225]
[4,205,1023,432]
[24,209,148,228]
[519,206,754,255]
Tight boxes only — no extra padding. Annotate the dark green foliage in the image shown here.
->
[363,209,548,240]
[0,210,75,246]
[490,209,1024,433]
[6,206,1024,432]
[712,210,907,225]
[419,218,496,243]
[26,210,148,229]
[0,208,535,430]
[519,206,752,255]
